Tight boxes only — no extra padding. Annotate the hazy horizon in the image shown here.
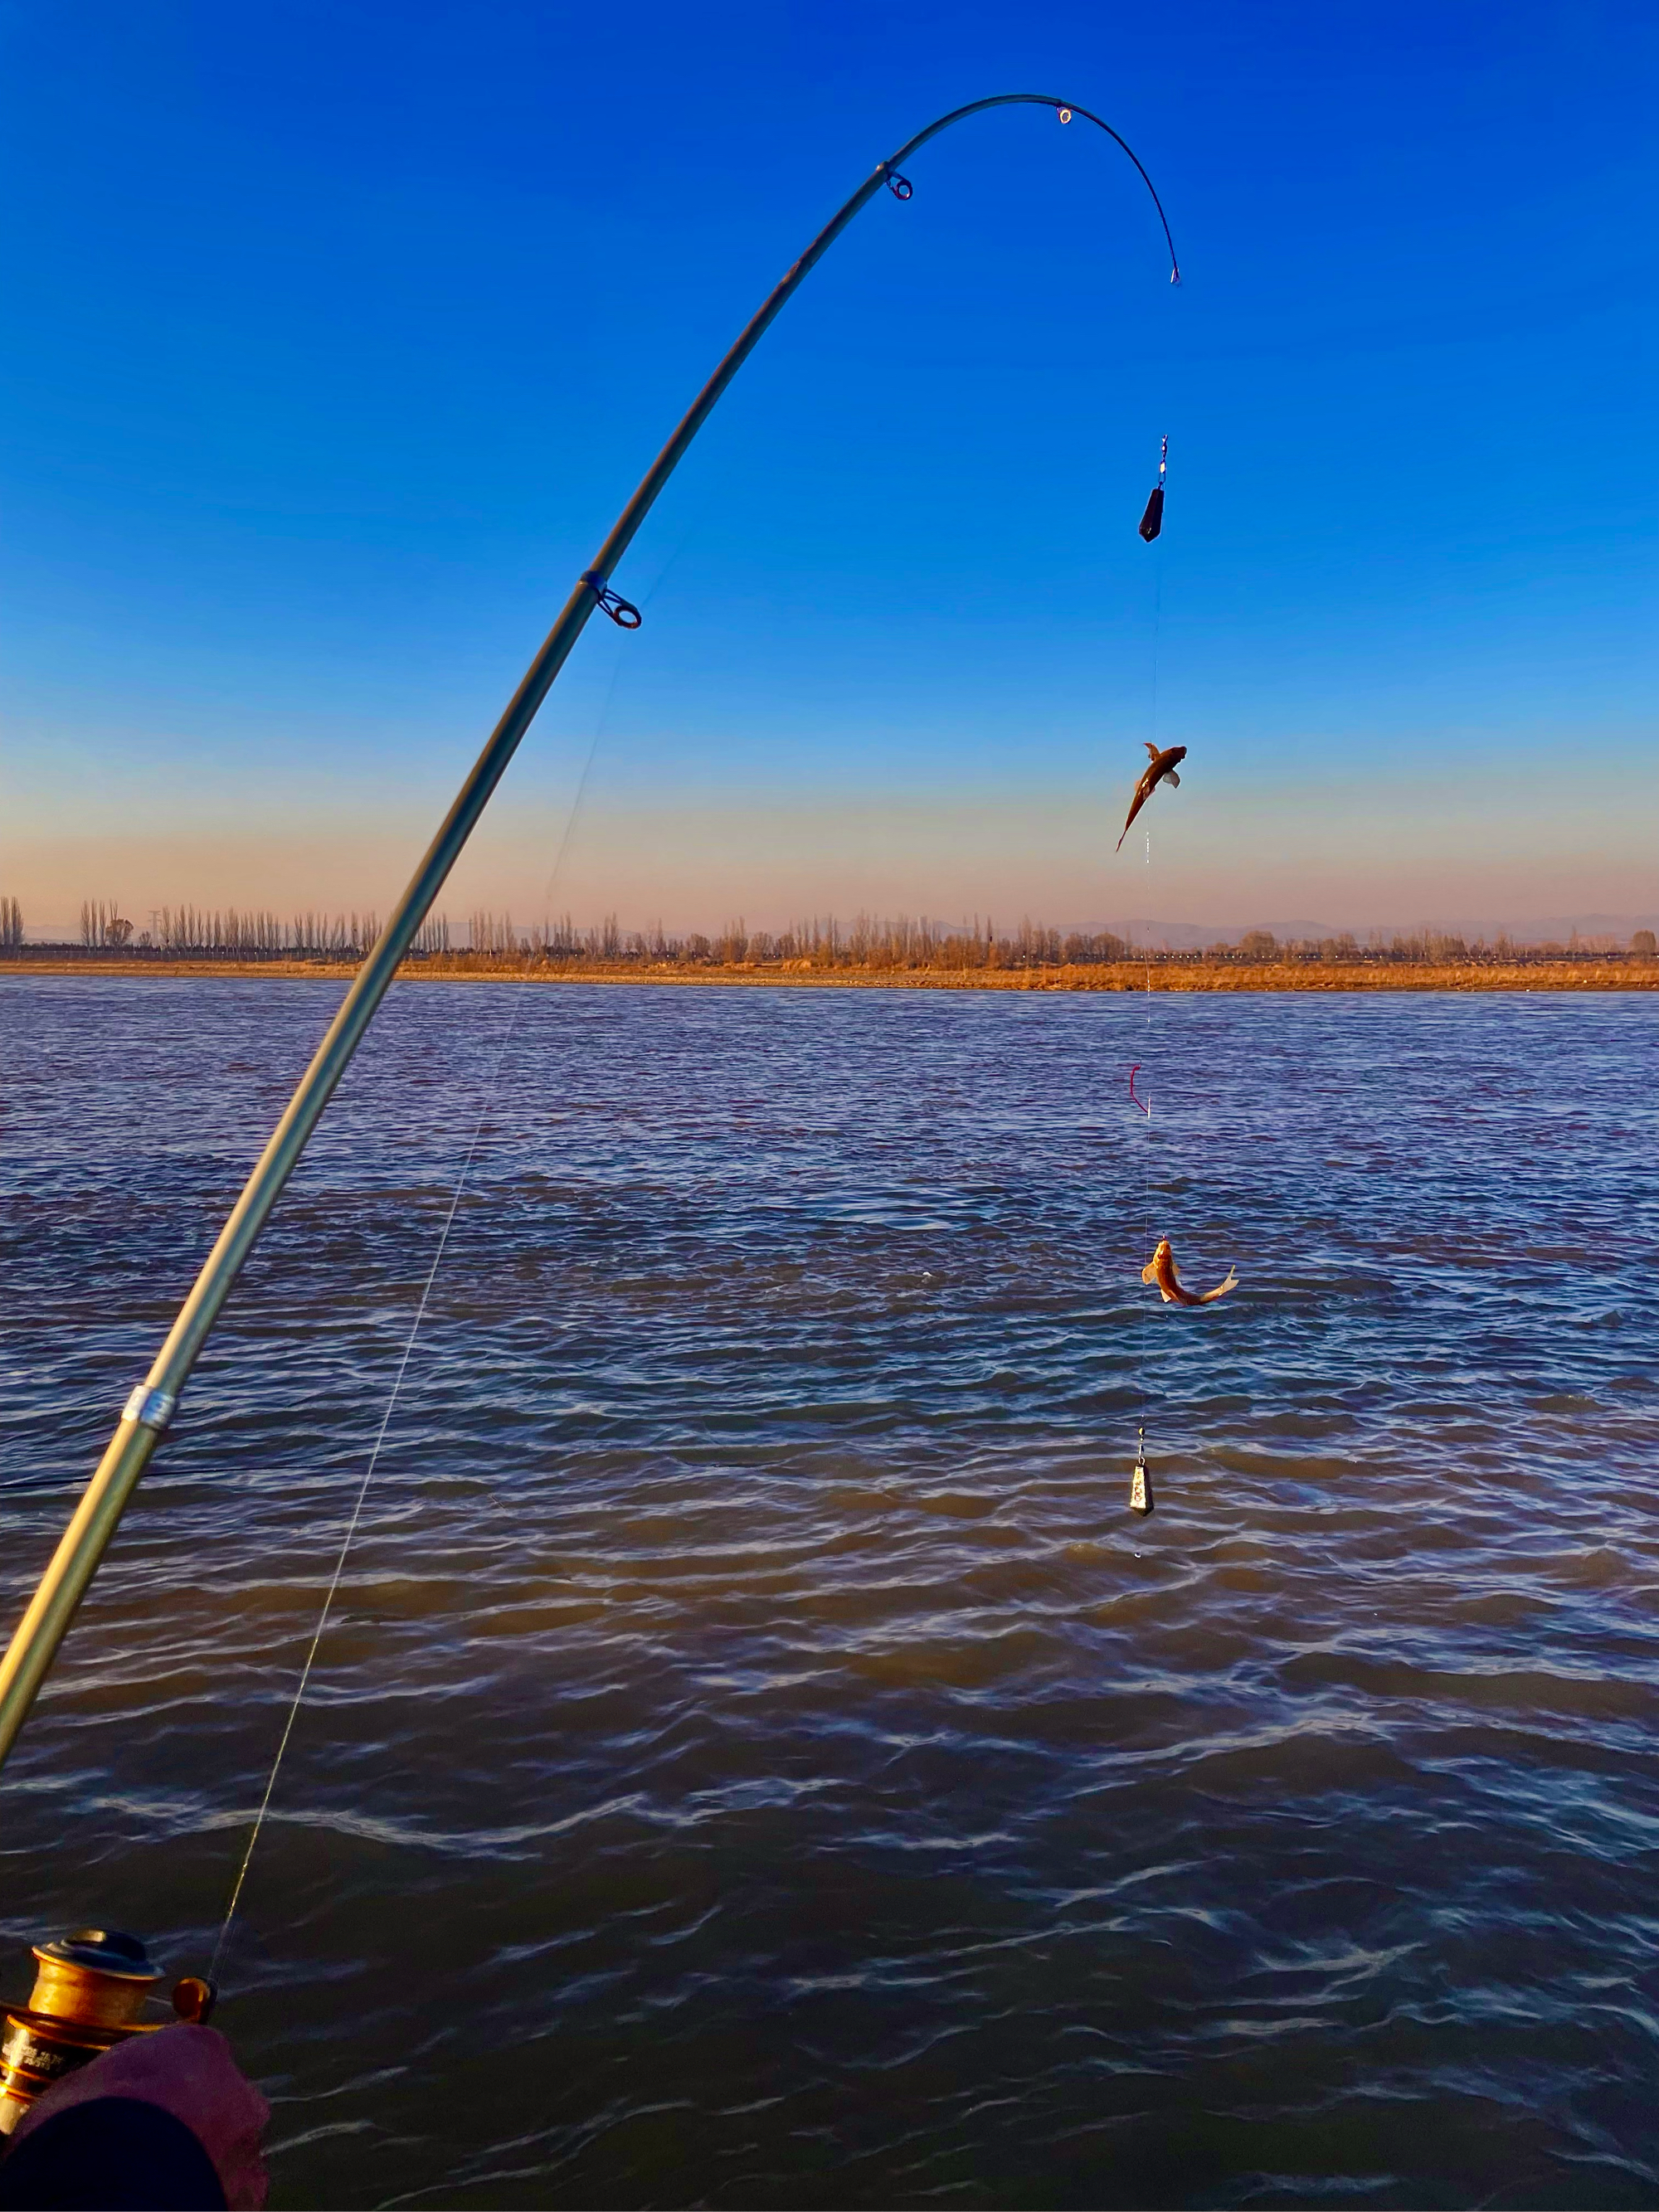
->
[13,869,1657,955]
[8,766,1657,946]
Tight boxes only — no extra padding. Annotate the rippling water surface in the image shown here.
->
[2,977,1657,2209]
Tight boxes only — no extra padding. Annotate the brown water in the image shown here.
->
[2,977,1657,2209]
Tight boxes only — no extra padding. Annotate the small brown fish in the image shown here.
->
[1141,1237,1238,1308]
[1117,742,1187,852]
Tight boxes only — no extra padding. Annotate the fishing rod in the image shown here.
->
[0,94,1179,1782]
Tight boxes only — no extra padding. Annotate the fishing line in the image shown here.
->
[1138,825,1155,1435]
[211,610,641,1973]
[1131,448,1166,1509]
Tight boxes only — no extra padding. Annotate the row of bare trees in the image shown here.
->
[22,903,1659,967]
[437,914,1659,970]
[285,911,383,955]
[492,913,1131,968]
[1224,927,1659,965]
[80,900,133,947]
[155,907,287,954]
[61,904,397,956]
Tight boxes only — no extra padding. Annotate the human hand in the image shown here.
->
[10,2024,270,2210]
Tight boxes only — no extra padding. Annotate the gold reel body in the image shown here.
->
[0,1930,213,2134]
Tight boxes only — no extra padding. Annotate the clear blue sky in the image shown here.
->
[2,0,1654,938]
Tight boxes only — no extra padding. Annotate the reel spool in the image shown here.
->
[0,1929,215,2135]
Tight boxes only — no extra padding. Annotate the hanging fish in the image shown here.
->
[1141,1237,1238,1307]
[1117,742,1186,852]
[1138,434,1168,542]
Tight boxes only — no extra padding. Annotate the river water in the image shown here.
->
[2,977,1657,2209]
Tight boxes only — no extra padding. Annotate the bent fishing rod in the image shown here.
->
[0,95,1179,1774]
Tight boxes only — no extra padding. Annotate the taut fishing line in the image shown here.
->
[210,553,674,1971]
[1130,439,1166,1516]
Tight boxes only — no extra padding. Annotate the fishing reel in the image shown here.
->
[0,1929,215,2136]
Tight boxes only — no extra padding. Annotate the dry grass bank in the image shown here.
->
[4,955,1656,992]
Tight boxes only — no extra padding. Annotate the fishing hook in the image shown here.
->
[1128,1063,1151,1116]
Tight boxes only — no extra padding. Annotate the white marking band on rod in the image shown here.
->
[122,1387,178,1432]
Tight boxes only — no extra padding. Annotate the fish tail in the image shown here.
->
[1199,1267,1240,1305]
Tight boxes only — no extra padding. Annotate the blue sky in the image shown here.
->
[2,0,1654,938]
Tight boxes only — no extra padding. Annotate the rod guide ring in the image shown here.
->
[580,571,643,629]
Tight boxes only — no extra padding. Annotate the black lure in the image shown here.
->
[1138,433,1169,542]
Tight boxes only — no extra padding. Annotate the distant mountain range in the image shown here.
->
[1101,914,1659,950]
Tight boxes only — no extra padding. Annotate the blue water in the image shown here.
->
[2,978,1657,2208]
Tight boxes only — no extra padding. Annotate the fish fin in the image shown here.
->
[1140,1259,1158,1285]
[1164,768,1180,789]
[1145,742,1160,761]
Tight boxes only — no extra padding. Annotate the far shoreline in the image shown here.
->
[3,956,1656,994]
